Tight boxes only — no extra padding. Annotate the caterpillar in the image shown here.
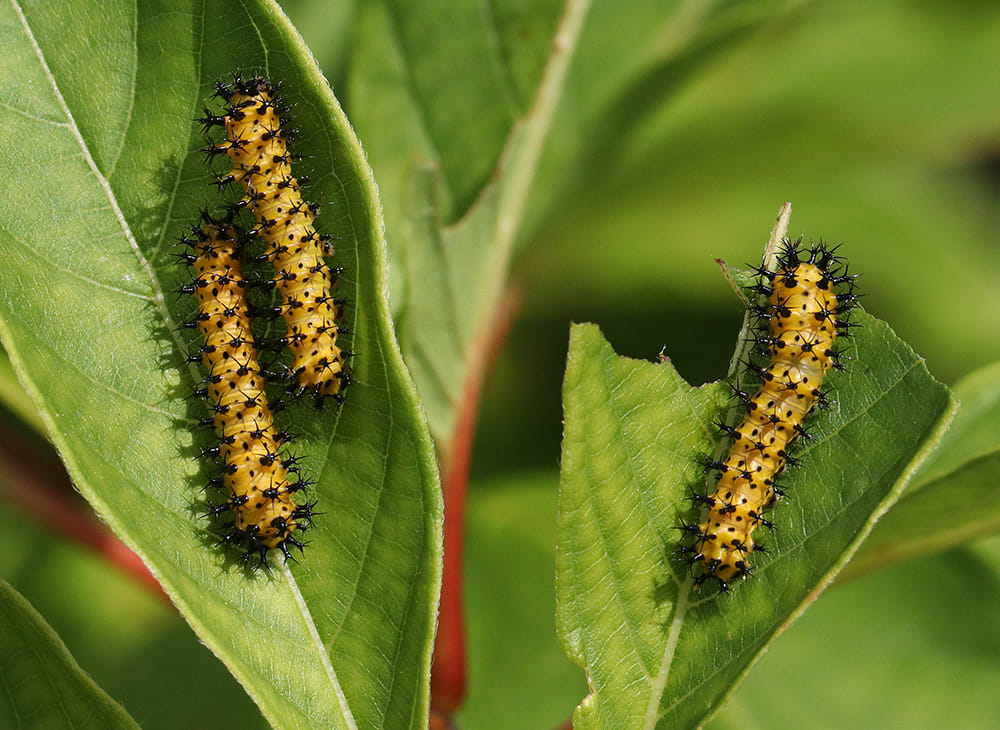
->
[179,217,312,565]
[200,76,350,405]
[681,239,856,591]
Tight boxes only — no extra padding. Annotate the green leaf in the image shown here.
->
[375,0,562,217]
[556,315,953,728]
[349,0,563,226]
[0,2,441,728]
[0,577,138,729]
[0,503,268,730]
[346,0,572,443]
[846,361,1000,579]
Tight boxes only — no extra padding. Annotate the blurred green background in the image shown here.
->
[4,0,1000,728]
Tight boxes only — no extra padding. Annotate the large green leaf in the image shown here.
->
[556,314,953,728]
[0,1,441,728]
[0,578,138,729]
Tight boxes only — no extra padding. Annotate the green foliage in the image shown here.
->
[0,505,269,729]
[709,537,1000,730]
[848,361,1000,578]
[2,0,1000,727]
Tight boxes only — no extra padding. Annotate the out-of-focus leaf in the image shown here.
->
[347,0,790,444]
[457,473,585,730]
[0,578,138,729]
[525,0,1000,384]
[0,500,269,730]
[346,0,567,443]
[846,361,1000,579]
[276,0,357,85]
[556,315,952,728]
[0,2,440,728]
[709,538,1000,729]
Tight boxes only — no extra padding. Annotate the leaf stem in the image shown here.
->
[0,423,167,602]
[431,281,523,714]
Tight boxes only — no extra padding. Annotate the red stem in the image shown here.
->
[0,421,169,602]
[430,281,523,717]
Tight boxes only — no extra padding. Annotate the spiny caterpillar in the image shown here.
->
[200,76,350,405]
[179,217,312,565]
[680,239,856,591]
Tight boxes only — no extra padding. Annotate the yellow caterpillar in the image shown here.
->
[180,219,311,564]
[202,76,349,405]
[682,240,855,591]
